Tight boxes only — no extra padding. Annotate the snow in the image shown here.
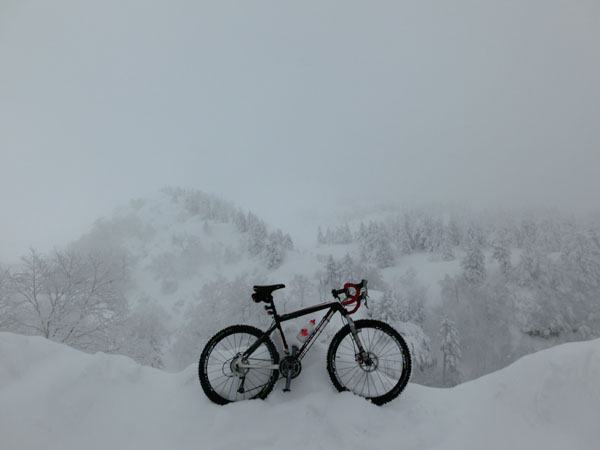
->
[1,331,599,450]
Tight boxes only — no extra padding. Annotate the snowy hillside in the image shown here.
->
[1,331,599,450]
[72,188,295,313]
[3,189,600,384]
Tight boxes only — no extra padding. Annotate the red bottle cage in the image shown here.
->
[342,283,361,315]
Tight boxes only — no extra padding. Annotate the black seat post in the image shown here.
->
[254,284,285,319]
[268,297,279,317]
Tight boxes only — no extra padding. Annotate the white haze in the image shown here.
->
[1,0,599,262]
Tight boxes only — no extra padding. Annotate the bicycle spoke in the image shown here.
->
[357,370,368,395]
[344,365,363,386]
[370,328,388,353]
[212,375,232,392]
[203,330,278,402]
[336,365,359,376]
[335,351,358,358]
[332,325,408,400]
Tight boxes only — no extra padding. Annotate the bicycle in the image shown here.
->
[198,279,412,405]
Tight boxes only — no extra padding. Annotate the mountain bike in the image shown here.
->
[198,279,412,406]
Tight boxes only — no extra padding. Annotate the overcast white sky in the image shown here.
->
[1,0,599,262]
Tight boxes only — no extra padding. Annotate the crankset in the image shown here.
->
[281,346,302,392]
[280,356,302,379]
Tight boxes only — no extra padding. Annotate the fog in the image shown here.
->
[1,0,599,262]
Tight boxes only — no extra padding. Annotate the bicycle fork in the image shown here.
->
[344,315,371,365]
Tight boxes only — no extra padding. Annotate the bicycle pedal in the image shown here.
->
[284,370,293,392]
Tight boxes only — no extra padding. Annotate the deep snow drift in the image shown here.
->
[1,332,599,450]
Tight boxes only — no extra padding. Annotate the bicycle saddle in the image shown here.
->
[252,284,285,295]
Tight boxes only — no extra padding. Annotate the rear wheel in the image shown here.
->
[199,325,279,405]
[327,319,412,405]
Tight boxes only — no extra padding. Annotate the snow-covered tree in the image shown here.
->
[246,212,268,256]
[439,317,461,386]
[7,248,129,352]
[366,269,432,372]
[353,260,385,290]
[264,234,284,270]
[390,216,413,254]
[317,227,325,244]
[282,232,294,251]
[368,289,433,372]
[559,231,600,294]
[319,224,353,245]
[340,224,353,244]
[368,289,397,324]
[288,274,315,306]
[233,209,248,232]
[491,231,512,275]
[116,301,169,368]
[374,228,395,268]
[338,253,356,284]
[356,222,367,244]
[461,236,486,284]
[172,188,234,223]
[447,217,462,246]
[358,222,375,261]
[518,219,538,248]
[516,244,545,287]
[370,269,427,325]
[397,322,435,371]
[440,233,455,261]
[360,222,394,268]
[324,255,341,290]
[0,267,13,329]
[424,218,444,253]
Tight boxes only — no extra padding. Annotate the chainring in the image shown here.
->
[279,356,302,379]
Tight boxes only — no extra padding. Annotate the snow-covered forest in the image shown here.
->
[1,188,599,388]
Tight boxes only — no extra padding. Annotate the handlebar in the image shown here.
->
[331,279,368,315]
[331,288,346,297]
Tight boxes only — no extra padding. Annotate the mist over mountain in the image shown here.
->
[72,188,294,303]
[1,0,599,262]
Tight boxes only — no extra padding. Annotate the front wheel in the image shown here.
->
[199,325,279,405]
[327,319,412,405]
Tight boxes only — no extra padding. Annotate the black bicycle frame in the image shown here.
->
[243,299,351,361]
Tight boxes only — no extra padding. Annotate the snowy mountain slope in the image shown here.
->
[71,188,296,316]
[12,189,598,383]
[1,332,599,450]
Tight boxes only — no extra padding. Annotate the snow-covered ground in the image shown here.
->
[1,331,599,450]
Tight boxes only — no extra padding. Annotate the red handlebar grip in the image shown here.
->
[342,283,361,314]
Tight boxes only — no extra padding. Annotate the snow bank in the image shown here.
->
[1,332,599,450]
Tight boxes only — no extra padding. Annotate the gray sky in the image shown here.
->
[1,0,599,262]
